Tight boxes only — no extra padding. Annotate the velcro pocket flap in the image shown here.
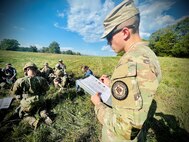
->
[111,62,137,80]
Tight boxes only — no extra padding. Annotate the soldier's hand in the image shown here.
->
[91,93,101,106]
[100,75,110,87]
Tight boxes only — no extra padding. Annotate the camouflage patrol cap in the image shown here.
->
[59,59,63,62]
[23,62,38,70]
[101,0,139,38]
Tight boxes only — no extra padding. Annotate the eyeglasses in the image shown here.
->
[106,25,135,45]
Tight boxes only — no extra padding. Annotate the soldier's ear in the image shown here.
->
[122,27,130,40]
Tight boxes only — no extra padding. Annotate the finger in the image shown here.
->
[100,78,104,83]
[97,92,101,96]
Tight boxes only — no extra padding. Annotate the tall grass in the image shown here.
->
[0,50,189,142]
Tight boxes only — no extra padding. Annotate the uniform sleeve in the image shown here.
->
[41,77,50,92]
[11,78,23,96]
[40,67,45,73]
[13,68,17,76]
[94,102,112,124]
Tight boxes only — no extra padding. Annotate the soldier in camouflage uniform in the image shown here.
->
[55,59,66,74]
[11,62,52,129]
[91,0,162,141]
[53,69,68,92]
[1,63,17,88]
[40,62,53,83]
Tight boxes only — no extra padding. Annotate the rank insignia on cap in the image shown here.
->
[111,81,128,100]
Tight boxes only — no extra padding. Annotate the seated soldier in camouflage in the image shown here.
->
[53,69,68,92]
[55,59,66,75]
[11,62,52,129]
[1,63,17,88]
[40,62,53,83]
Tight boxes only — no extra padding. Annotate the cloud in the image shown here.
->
[140,32,151,38]
[138,0,176,38]
[101,45,113,52]
[20,43,47,49]
[33,44,46,49]
[55,0,184,41]
[57,10,64,18]
[54,22,64,29]
[60,47,74,51]
[66,0,115,42]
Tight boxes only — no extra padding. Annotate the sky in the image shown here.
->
[0,0,188,56]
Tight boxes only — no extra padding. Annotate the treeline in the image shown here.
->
[0,40,81,55]
[149,17,189,58]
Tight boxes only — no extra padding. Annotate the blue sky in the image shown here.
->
[0,0,188,56]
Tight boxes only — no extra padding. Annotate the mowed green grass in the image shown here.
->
[0,50,189,142]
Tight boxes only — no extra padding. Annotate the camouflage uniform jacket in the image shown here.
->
[94,42,162,141]
[12,76,49,99]
[2,67,17,83]
[41,66,53,79]
[55,63,66,71]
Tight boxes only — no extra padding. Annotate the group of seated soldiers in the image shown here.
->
[40,59,69,91]
[0,59,72,129]
[0,59,93,129]
[0,59,71,91]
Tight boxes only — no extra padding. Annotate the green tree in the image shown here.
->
[29,45,38,52]
[76,52,81,55]
[151,31,177,56]
[48,41,60,54]
[0,39,20,50]
[41,47,49,53]
[149,17,189,57]
[65,50,73,55]
[172,33,189,57]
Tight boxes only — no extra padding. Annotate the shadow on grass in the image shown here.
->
[143,100,189,142]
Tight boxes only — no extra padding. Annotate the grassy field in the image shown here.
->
[0,50,189,142]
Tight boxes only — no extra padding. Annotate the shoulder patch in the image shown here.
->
[111,81,128,100]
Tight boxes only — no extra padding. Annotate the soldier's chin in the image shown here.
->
[112,48,117,53]
[114,49,120,53]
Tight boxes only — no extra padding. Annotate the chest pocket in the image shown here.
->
[111,61,143,110]
[28,77,41,95]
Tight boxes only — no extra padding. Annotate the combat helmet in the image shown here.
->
[23,62,38,71]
